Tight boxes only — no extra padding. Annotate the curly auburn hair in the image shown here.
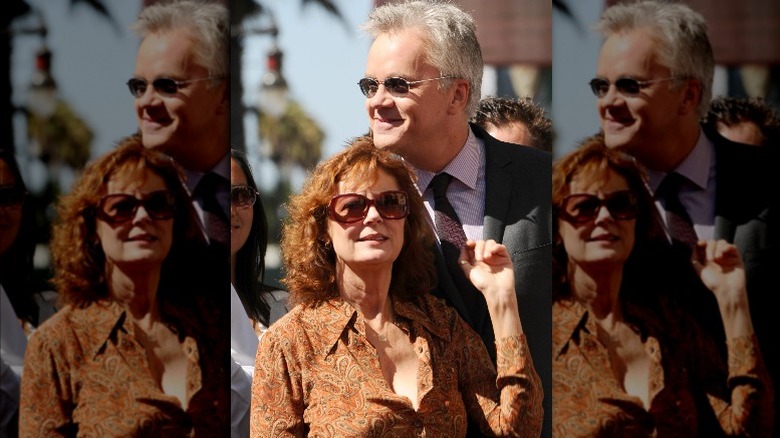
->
[552,134,666,301]
[50,134,202,307]
[281,135,436,306]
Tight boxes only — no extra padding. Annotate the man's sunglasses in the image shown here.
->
[0,186,25,207]
[231,185,258,209]
[559,190,639,224]
[328,191,409,223]
[126,76,224,98]
[358,76,455,98]
[588,77,679,98]
[96,190,176,224]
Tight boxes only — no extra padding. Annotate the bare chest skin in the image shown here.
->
[135,322,189,410]
[597,322,651,408]
[367,323,421,411]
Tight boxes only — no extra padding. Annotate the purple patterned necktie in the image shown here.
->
[195,172,229,249]
[656,172,698,250]
[430,172,468,270]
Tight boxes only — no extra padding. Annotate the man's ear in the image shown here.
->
[679,78,702,116]
[448,79,470,115]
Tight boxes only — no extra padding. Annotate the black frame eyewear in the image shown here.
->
[0,186,26,207]
[358,76,455,98]
[231,185,258,209]
[328,191,409,223]
[560,190,639,223]
[589,77,679,98]
[126,76,224,98]
[96,190,176,224]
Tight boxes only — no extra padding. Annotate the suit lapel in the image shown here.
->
[474,124,512,242]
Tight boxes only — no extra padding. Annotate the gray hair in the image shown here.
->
[361,0,483,117]
[131,0,229,81]
[595,1,714,116]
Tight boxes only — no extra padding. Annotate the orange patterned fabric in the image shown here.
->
[552,298,774,437]
[250,295,543,437]
[19,299,229,437]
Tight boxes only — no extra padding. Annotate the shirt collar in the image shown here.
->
[552,299,590,357]
[648,127,713,192]
[320,296,451,357]
[64,300,131,359]
[183,152,231,193]
[416,126,482,193]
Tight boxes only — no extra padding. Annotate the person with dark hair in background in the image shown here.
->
[230,148,288,436]
[251,137,542,437]
[591,1,780,423]
[1,148,35,438]
[471,96,553,152]
[703,96,780,147]
[552,136,773,436]
[19,136,228,435]
[360,3,552,434]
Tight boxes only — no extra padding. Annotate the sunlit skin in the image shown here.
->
[96,171,174,274]
[559,169,636,276]
[596,28,700,171]
[0,158,22,257]
[717,121,764,146]
[327,170,406,278]
[133,28,228,172]
[230,158,253,266]
[486,122,531,146]
[364,29,470,173]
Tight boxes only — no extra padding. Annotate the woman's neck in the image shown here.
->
[569,262,624,321]
[230,252,237,287]
[106,263,162,324]
[337,263,393,322]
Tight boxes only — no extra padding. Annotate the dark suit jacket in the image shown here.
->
[705,125,780,429]
[433,124,552,437]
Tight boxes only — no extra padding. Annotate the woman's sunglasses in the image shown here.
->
[559,190,639,224]
[231,185,258,209]
[96,190,176,224]
[0,186,25,207]
[328,191,409,223]
[126,76,224,98]
[588,77,679,98]
[357,76,455,98]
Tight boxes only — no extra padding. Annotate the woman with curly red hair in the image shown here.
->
[19,135,228,436]
[250,136,543,437]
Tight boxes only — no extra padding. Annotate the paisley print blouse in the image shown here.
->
[19,299,229,437]
[250,295,543,437]
[553,298,773,437]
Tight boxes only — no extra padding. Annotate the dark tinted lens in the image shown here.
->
[143,191,176,219]
[0,187,25,206]
[358,78,379,97]
[127,79,147,97]
[153,78,180,95]
[375,191,408,219]
[231,186,256,208]
[604,191,638,219]
[589,78,609,97]
[384,78,411,94]
[331,194,368,223]
[563,194,601,222]
[101,195,138,222]
[615,78,642,95]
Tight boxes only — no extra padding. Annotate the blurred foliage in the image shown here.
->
[26,100,92,169]
[259,99,323,170]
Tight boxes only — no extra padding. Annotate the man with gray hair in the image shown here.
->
[592,0,779,429]
[361,1,552,436]
[129,0,230,250]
